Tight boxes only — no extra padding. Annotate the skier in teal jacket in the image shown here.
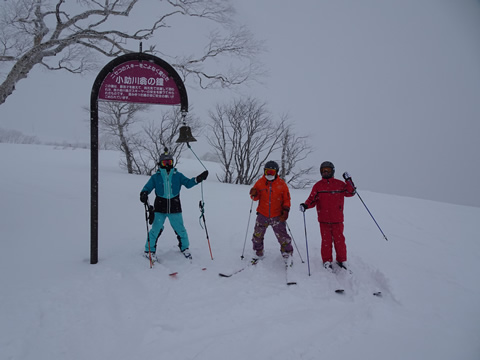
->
[140,150,208,260]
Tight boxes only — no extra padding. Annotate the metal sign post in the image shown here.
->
[90,52,188,264]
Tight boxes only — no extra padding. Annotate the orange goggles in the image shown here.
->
[264,168,277,176]
[161,159,173,167]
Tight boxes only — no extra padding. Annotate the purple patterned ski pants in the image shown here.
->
[251,213,293,254]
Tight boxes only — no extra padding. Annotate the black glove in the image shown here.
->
[140,191,148,204]
[196,170,209,183]
[299,203,307,212]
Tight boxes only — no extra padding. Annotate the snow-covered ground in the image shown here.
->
[1,143,479,360]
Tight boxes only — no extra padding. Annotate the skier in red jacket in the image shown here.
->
[299,161,356,271]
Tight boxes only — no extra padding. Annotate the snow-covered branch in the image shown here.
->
[0,0,263,105]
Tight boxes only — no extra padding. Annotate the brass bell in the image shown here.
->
[176,125,197,143]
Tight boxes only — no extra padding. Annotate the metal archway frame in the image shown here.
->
[90,53,188,264]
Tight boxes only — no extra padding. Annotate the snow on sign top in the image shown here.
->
[98,60,181,105]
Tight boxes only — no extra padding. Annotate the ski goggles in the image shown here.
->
[264,168,277,176]
[160,159,173,167]
[321,167,333,174]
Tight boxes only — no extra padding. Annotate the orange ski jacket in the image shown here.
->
[250,176,291,218]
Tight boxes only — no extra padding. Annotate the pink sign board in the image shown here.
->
[98,60,182,105]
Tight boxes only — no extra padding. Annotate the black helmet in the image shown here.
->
[320,161,335,179]
[264,160,279,172]
[264,160,279,180]
[158,148,174,169]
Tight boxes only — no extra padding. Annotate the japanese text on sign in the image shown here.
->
[98,61,181,105]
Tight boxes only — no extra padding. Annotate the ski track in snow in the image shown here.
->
[67,244,396,360]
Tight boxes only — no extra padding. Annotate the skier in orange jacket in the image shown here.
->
[249,161,293,260]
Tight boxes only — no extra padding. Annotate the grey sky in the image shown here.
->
[1,0,479,207]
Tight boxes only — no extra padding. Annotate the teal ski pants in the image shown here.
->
[145,212,189,253]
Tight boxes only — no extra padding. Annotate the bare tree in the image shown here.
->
[128,107,201,175]
[87,101,201,175]
[173,25,264,89]
[0,127,40,144]
[96,101,149,174]
[208,97,286,185]
[279,120,316,189]
[0,0,264,105]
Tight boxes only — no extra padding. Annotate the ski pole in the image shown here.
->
[144,201,153,268]
[184,142,215,257]
[343,172,388,241]
[241,199,254,260]
[285,221,304,263]
[303,211,311,276]
[199,200,214,260]
[355,191,388,241]
[186,142,215,253]
[187,142,208,171]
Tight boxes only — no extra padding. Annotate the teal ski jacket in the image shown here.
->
[141,168,198,213]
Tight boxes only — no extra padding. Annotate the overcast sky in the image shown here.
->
[1,0,479,207]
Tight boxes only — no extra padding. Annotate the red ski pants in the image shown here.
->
[319,222,347,263]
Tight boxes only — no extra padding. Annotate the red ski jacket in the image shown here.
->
[304,177,355,223]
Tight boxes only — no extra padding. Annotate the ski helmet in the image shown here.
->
[264,160,279,172]
[264,160,279,180]
[320,161,335,179]
[158,148,174,170]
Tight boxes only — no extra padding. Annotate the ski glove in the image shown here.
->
[140,191,148,204]
[342,172,356,189]
[196,170,209,183]
[299,203,307,212]
[249,188,257,197]
[280,206,290,222]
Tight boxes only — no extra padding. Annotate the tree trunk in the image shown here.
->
[0,49,44,105]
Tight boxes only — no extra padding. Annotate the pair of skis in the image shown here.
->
[143,252,197,277]
[334,289,382,297]
[284,257,297,286]
[219,257,297,286]
[146,254,380,295]
[218,257,260,278]
[329,265,382,297]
